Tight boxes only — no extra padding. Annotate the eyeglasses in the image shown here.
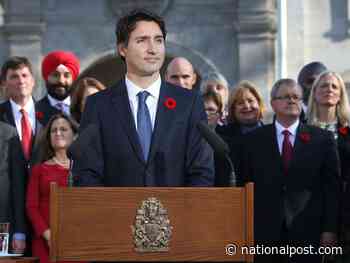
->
[205,108,220,117]
[272,95,302,101]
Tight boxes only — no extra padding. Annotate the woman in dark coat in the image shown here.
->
[215,80,265,186]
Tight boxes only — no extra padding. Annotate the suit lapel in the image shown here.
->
[289,123,309,166]
[110,80,145,164]
[148,82,174,163]
[2,101,16,127]
[270,124,284,175]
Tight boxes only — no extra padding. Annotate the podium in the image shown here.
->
[50,183,254,262]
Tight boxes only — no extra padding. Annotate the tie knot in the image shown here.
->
[282,130,291,137]
[20,109,28,116]
[137,91,150,103]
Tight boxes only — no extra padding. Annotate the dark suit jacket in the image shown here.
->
[73,79,214,186]
[215,122,263,186]
[240,123,339,245]
[0,122,24,225]
[0,100,43,235]
[35,96,61,127]
[337,125,350,236]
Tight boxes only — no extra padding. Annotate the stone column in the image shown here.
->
[2,0,46,99]
[237,0,277,116]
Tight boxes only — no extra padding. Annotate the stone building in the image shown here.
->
[0,0,349,114]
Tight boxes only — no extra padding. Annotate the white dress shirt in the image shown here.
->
[10,98,36,140]
[47,94,71,116]
[275,119,299,154]
[125,75,161,130]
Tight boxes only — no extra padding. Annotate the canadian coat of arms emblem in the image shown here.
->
[131,197,173,252]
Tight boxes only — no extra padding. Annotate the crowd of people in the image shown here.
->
[0,8,349,263]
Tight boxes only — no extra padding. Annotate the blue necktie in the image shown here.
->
[137,91,152,162]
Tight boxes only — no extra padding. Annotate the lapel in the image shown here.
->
[110,80,145,164]
[288,123,310,173]
[148,82,176,163]
[269,123,284,175]
[1,101,16,127]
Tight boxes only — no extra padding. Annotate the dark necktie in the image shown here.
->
[20,109,33,160]
[137,91,152,162]
[282,130,293,175]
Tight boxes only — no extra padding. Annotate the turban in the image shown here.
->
[42,50,80,82]
[297,62,327,88]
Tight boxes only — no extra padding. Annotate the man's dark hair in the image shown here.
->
[297,61,327,89]
[115,9,167,47]
[1,56,33,81]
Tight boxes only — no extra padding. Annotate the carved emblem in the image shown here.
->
[131,197,172,252]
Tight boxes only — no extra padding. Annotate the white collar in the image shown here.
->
[275,119,300,137]
[10,97,35,114]
[47,94,71,107]
[125,75,161,100]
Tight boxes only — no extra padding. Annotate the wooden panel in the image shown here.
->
[0,257,39,263]
[50,184,254,262]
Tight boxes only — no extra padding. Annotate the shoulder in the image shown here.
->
[35,96,49,108]
[0,121,17,139]
[216,123,241,137]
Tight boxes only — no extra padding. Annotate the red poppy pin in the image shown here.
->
[339,126,348,136]
[164,97,176,110]
[36,111,44,120]
[299,132,311,143]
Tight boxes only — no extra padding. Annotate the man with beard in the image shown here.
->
[37,50,80,126]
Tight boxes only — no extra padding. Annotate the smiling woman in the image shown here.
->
[26,113,81,263]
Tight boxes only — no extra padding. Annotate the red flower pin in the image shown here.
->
[164,97,176,110]
[339,126,348,136]
[36,111,44,120]
[299,132,311,143]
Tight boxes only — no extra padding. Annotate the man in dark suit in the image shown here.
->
[0,121,26,251]
[36,50,80,126]
[73,9,214,187]
[240,79,339,263]
[0,56,43,254]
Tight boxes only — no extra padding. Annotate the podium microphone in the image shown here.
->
[67,124,98,187]
[197,121,236,186]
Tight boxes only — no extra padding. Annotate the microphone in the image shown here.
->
[67,124,98,186]
[197,121,236,186]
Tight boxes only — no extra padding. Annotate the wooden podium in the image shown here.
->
[50,183,254,262]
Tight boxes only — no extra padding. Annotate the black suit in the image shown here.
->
[337,125,350,252]
[0,100,42,253]
[35,96,61,127]
[240,123,339,262]
[73,79,214,187]
[215,122,263,186]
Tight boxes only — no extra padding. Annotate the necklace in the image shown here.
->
[52,157,70,167]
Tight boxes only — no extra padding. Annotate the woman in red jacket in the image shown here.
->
[26,113,78,263]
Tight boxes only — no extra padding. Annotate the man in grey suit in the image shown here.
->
[0,121,26,253]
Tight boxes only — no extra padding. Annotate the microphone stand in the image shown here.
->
[68,158,74,187]
[224,154,236,186]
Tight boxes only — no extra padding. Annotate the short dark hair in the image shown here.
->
[115,9,166,47]
[1,56,33,81]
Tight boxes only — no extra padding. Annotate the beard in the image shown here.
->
[46,82,72,101]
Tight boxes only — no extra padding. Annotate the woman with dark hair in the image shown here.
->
[202,90,223,129]
[26,113,78,263]
[70,77,106,123]
[215,80,265,186]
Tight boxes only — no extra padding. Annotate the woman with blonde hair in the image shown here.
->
[307,70,350,258]
[215,80,265,186]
